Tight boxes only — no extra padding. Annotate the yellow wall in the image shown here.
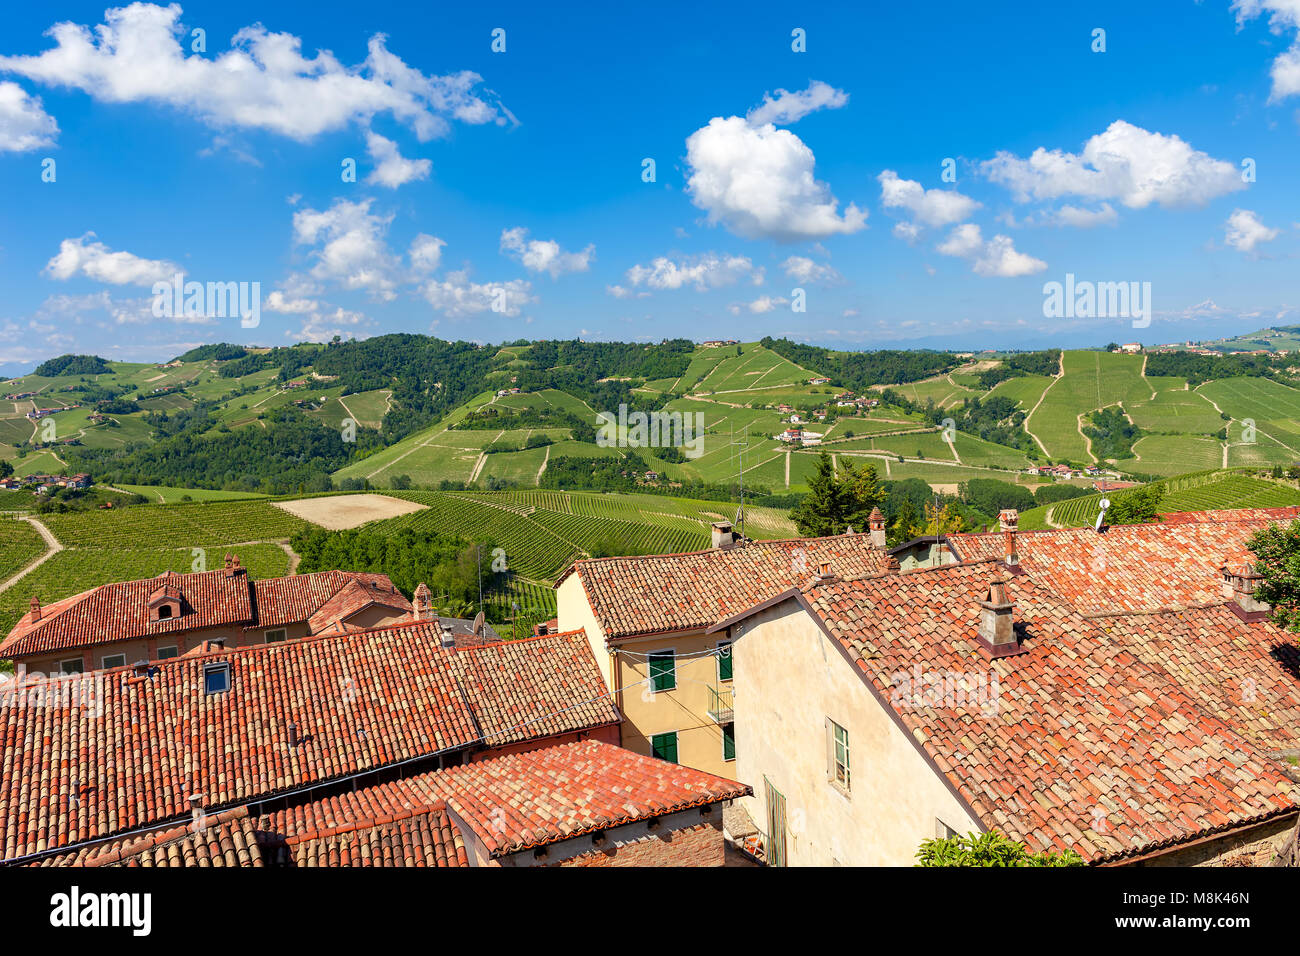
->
[557,573,736,778]
[730,599,981,866]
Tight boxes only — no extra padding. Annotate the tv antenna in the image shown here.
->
[1095,474,1110,531]
[730,425,750,541]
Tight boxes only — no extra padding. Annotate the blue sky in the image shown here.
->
[1,0,1298,373]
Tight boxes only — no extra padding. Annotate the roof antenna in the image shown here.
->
[1095,474,1110,532]
[730,425,750,543]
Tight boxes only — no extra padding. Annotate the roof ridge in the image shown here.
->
[281,800,449,847]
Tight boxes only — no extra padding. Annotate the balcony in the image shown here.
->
[707,684,734,723]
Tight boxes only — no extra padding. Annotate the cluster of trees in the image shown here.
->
[484,433,553,454]
[975,349,1060,388]
[1145,351,1274,386]
[175,343,249,362]
[1106,483,1164,524]
[760,337,959,389]
[538,453,774,504]
[1083,407,1141,460]
[65,406,383,494]
[291,526,494,615]
[33,354,112,376]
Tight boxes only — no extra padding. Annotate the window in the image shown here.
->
[102,654,126,670]
[204,662,231,695]
[650,731,678,764]
[716,640,732,682]
[827,718,850,792]
[722,722,735,762]
[58,658,84,675]
[936,819,959,841]
[156,645,178,660]
[264,628,287,644]
[648,650,675,692]
[156,604,172,620]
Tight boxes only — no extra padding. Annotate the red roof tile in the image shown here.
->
[563,533,892,640]
[0,623,613,862]
[948,514,1290,615]
[0,568,412,660]
[788,560,1298,863]
[35,807,262,868]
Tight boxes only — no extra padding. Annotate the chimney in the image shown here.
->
[976,579,1021,657]
[189,793,204,830]
[133,660,150,678]
[28,595,40,623]
[867,506,887,549]
[999,509,1019,568]
[413,582,432,621]
[1221,562,1270,621]
[287,720,299,747]
[815,560,838,584]
[711,520,735,549]
[223,552,232,570]
[440,623,456,648]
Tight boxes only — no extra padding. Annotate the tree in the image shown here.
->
[0,459,12,479]
[890,497,919,545]
[1246,519,1300,632]
[1107,484,1164,525]
[789,452,885,537]
[921,500,963,536]
[916,830,1084,867]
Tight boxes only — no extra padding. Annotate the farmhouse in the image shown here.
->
[555,516,894,776]
[0,556,420,674]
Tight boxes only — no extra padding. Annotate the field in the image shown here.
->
[39,499,310,549]
[1016,470,1300,530]
[0,518,45,583]
[273,493,428,529]
[119,484,270,504]
[1026,351,1151,462]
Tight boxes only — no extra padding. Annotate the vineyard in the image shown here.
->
[1017,471,1300,530]
[0,517,44,583]
[40,500,311,549]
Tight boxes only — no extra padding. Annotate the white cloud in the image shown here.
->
[1053,203,1119,228]
[1233,1,1300,101]
[877,170,980,230]
[264,290,318,314]
[980,120,1244,208]
[743,295,789,313]
[1225,208,1281,252]
[936,224,1047,277]
[500,227,594,277]
[0,3,511,141]
[364,131,431,188]
[408,233,445,273]
[781,255,841,284]
[745,80,848,126]
[291,306,368,343]
[419,271,533,318]
[625,253,762,291]
[685,85,866,242]
[292,199,403,300]
[44,234,179,286]
[606,284,632,298]
[0,81,57,151]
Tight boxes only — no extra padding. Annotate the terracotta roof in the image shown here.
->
[268,802,467,868]
[314,739,746,858]
[562,533,892,640]
[1,566,253,659]
[0,568,411,660]
[35,807,263,868]
[947,514,1291,615]
[784,560,1298,863]
[0,623,613,862]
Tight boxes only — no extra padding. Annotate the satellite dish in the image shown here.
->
[472,611,485,636]
[1094,497,1111,532]
[1098,498,1111,511]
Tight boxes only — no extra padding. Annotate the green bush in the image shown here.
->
[916,830,1085,867]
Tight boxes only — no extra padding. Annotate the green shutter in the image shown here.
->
[723,723,735,761]
[652,732,678,764]
[649,651,676,691]
[717,641,732,682]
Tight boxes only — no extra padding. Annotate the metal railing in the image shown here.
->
[707,684,734,723]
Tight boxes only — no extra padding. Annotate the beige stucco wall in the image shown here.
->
[731,598,980,866]
[557,572,735,778]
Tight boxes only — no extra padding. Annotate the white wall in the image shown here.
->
[732,599,981,866]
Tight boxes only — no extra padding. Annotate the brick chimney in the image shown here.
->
[413,582,432,621]
[815,561,838,584]
[976,579,1022,657]
[999,509,1019,568]
[28,595,40,623]
[1221,562,1270,622]
[711,520,736,549]
[868,507,887,548]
